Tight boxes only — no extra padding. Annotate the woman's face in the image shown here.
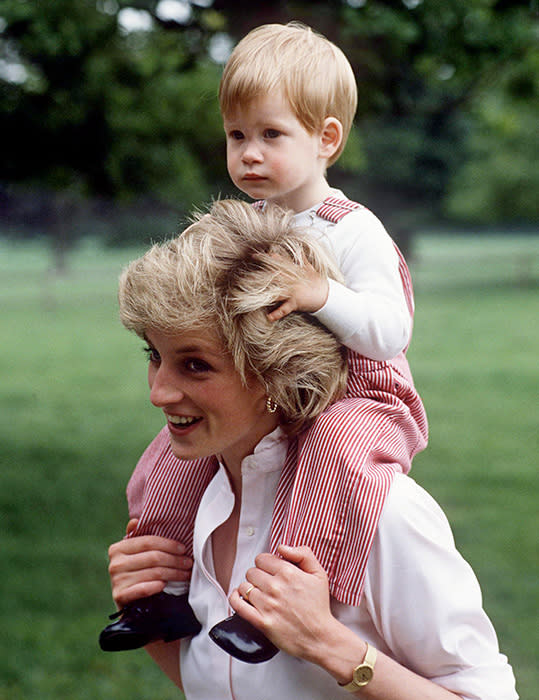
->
[145,328,279,471]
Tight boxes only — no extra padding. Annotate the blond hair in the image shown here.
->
[219,22,357,166]
[119,199,348,434]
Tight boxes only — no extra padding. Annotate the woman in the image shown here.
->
[107,200,517,699]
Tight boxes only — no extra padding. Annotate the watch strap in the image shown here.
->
[339,643,377,692]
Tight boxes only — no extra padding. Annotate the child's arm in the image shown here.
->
[269,209,411,361]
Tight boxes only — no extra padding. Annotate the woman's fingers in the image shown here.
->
[110,533,188,557]
[113,580,168,608]
[109,542,190,571]
[229,546,334,660]
[107,533,192,607]
[108,554,190,583]
[252,545,325,580]
[229,588,265,629]
[125,518,139,536]
[276,544,326,575]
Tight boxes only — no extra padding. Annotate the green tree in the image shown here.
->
[0,0,227,261]
[1,0,227,200]
[445,51,539,223]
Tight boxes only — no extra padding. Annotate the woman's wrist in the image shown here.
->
[310,624,465,700]
[305,616,369,686]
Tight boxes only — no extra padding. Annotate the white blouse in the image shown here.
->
[180,429,518,700]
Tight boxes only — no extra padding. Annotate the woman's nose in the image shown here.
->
[149,366,184,408]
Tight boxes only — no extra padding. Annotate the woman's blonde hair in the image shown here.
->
[219,22,357,166]
[119,199,348,434]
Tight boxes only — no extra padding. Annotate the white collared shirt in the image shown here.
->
[180,429,518,700]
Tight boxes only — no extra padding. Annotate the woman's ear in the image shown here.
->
[319,117,343,160]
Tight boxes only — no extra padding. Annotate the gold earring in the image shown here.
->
[266,396,278,413]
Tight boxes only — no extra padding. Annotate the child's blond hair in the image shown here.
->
[219,22,357,166]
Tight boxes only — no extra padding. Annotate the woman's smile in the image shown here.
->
[145,328,279,473]
[166,414,202,429]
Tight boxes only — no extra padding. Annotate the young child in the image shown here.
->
[99,22,428,662]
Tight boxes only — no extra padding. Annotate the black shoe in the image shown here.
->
[99,592,201,652]
[209,613,279,663]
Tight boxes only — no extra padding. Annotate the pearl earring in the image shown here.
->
[266,396,278,413]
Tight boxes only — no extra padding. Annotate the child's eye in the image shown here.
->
[264,129,281,139]
[143,346,160,364]
[229,130,244,140]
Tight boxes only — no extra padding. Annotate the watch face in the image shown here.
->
[354,665,374,685]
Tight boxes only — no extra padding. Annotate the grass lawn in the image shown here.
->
[1,233,537,699]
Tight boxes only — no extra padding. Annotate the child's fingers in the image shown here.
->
[267,299,297,321]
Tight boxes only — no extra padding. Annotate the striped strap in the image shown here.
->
[252,196,364,221]
[316,196,365,222]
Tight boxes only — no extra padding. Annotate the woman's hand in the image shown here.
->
[108,519,193,609]
[229,544,340,664]
[230,546,465,699]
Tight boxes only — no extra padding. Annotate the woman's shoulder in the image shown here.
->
[377,473,456,549]
[364,476,519,699]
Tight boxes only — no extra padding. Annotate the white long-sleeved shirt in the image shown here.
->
[180,429,518,700]
[294,190,412,361]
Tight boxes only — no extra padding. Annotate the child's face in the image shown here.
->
[223,90,329,212]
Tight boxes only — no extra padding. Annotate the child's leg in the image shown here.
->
[126,427,217,546]
[127,430,216,593]
[210,395,411,661]
[271,395,416,604]
[100,429,217,652]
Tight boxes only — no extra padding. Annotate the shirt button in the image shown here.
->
[246,526,255,537]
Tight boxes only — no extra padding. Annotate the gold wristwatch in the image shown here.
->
[339,643,377,692]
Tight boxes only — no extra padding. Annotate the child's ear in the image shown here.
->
[319,117,343,159]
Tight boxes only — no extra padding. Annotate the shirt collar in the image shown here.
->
[216,427,288,477]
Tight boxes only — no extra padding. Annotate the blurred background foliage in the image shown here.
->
[0,0,538,263]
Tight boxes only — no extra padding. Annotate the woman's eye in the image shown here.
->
[143,346,160,364]
[185,358,211,374]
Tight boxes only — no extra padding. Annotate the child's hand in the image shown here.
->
[267,259,329,321]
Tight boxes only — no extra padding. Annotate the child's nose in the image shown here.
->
[241,140,263,164]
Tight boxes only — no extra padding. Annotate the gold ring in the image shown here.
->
[244,584,255,603]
